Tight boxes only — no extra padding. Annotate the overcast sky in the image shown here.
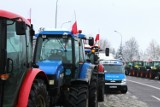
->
[1,0,160,51]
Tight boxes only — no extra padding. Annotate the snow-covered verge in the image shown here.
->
[98,92,148,107]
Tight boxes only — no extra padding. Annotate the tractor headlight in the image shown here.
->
[151,66,156,70]
[49,80,54,85]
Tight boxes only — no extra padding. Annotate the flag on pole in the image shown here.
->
[95,34,100,47]
[95,34,99,42]
[71,21,78,34]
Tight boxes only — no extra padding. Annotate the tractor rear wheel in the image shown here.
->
[28,79,50,107]
[89,75,98,107]
[65,84,88,107]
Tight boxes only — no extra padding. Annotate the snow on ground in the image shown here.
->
[98,92,148,107]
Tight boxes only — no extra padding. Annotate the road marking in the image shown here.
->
[152,95,160,102]
[127,79,160,90]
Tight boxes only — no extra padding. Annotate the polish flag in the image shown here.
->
[95,34,99,42]
[95,34,100,47]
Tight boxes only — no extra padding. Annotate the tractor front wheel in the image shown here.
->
[28,79,50,107]
[65,84,88,107]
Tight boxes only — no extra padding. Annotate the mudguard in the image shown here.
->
[16,68,48,107]
[79,62,96,82]
[98,64,104,72]
[97,64,104,75]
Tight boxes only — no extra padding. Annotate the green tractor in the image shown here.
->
[129,61,144,77]
[124,61,133,75]
[147,61,160,79]
[139,61,151,78]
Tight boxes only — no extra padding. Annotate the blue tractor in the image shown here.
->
[33,30,98,107]
[85,42,105,102]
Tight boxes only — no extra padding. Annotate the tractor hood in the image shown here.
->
[37,60,63,75]
[105,73,126,80]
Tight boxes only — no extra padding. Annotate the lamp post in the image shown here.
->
[61,21,71,28]
[55,0,58,28]
[114,30,123,57]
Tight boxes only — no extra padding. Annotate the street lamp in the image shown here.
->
[61,21,71,28]
[55,0,59,28]
[114,30,123,57]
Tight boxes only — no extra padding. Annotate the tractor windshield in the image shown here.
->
[35,35,73,64]
[152,61,160,67]
[133,61,143,66]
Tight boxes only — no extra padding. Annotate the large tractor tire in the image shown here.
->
[149,72,155,79]
[28,79,50,107]
[140,72,144,78]
[136,72,139,77]
[97,77,104,102]
[145,73,148,78]
[65,84,88,107]
[89,76,98,107]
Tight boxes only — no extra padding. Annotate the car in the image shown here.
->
[100,59,128,94]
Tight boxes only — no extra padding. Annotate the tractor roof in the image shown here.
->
[0,10,30,26]
[35,30,86,39]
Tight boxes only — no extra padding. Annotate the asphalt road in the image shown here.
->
[98,76,160,107]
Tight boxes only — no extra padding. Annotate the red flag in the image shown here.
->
[71,21,78,34]
[95,34,99,42]
[94,34,100,48]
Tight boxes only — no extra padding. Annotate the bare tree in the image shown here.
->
[146,39,160,60]
[122,37,139,62]
[100,39,110,50]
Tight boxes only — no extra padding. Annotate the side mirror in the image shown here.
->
[88,37,94,46]
[105,48,109,56]
[16,21,26,35]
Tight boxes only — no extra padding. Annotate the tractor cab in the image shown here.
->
[33,31,90,80]
[0,10,34,107]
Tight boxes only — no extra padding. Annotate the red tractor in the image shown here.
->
[0,10,50,107]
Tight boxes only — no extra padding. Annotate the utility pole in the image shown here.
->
[114,30,123,59]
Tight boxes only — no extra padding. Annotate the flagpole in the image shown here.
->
[30,8,31,23]
[74,10,77,21]
[55,0,59,28]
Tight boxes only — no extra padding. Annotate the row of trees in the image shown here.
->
[99,37,160,62]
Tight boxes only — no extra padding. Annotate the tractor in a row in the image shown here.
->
[0,10,100,107]
[84,42,105,102]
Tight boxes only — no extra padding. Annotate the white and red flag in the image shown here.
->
[95,34,100,47]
